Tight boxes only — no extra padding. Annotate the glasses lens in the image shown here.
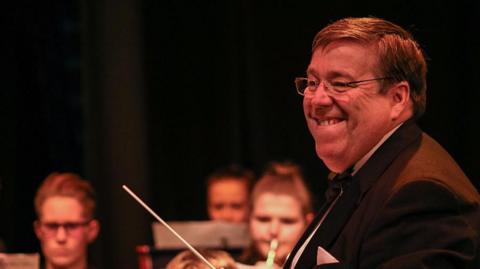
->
[40,221,90,237]
[43,223,60,236]
[295,78,307,95]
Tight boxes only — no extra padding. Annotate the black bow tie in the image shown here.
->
[325,168,353,203]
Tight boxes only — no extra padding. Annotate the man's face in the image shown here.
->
[34,196,99,268]
[207,178,249,223]
[249,193,308,265]
[304,40,397,172]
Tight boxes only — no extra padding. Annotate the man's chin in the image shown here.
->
[49,256,76,268]
[316,149,348,172]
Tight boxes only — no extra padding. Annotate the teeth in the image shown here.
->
[318,119,341,126]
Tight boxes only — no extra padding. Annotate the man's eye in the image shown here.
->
[231,203,244,210]
[280,218,299,225]
[65,223,81,230]
[45,223,59,230]
[254,216,271,223]
[213,204,224,210]
[307,80,318,88]
[330,81,350,87]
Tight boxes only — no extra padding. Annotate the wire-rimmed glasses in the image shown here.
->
[36,220,92,237]
[294,77,392,96]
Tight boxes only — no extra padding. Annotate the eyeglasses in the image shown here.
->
[37,220,91,237]
[294,77,392,96]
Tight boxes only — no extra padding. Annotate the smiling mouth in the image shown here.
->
[316,118,344,126]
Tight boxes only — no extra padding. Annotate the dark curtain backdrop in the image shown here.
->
[2,0,84,256]
[1,1,479,269]
[144,0,480,217]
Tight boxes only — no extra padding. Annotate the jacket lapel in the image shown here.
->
[284,121,422,268]
[317,121,421,249]
[283,201,333,268]
[313,178,361,249]
[355,120,421,201]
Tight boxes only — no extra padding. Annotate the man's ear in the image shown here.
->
[388,81,412,120]
[87,219,100,243]
[305,213,314,224]
[33,220,43,239]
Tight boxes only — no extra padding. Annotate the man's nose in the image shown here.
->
[268,221,280,236]
[55,226,68,242]
[310,83,334,106]
[220,209,235,221]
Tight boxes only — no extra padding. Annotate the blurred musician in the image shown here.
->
[33,172,100,269]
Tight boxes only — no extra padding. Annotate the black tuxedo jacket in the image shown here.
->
[284,121,480,268]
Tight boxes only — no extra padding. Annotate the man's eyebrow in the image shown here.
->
[327,71,351,79]
[307,69,353,80]
[306,68,318,77]
[253,213,271,217]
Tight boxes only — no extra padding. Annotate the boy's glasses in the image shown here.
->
[37,220,91,237]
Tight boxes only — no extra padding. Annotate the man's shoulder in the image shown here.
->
[393,132,479,201]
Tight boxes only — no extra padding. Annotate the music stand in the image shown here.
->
[0,253,39,269]
[138,221,250,269]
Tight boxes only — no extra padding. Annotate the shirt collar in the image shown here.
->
[351,122,404,176]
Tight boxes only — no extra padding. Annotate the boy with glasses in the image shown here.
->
[34,172,100,269]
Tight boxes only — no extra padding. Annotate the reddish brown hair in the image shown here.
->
[34,172,96,219]
[166,249,237,269]
[251,161,313,216]
[206,164,255,192]
[312,17,427,119]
